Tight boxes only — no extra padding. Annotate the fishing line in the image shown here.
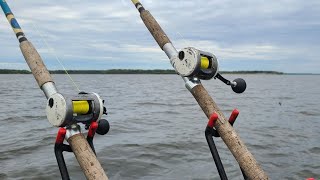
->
[176,31,190,47]
[31,23,81,92]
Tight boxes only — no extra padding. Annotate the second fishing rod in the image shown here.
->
[130,0,269,179]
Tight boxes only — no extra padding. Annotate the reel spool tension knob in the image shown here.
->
[178,51,185,60]
[231,78,247,94]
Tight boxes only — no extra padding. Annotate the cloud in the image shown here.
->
[0,0,319,73]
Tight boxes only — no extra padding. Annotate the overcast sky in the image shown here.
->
[1,0,319,73]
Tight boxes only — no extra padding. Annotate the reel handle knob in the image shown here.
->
[96,119,110,135]
[231,78,247,94]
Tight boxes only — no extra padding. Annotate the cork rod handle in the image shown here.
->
[140,10,171,49]
[68,134,108,180]
[20,41,54,87]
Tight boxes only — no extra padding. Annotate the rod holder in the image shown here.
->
[54,121,109,180]
[205,109,247,179]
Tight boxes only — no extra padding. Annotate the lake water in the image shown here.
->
[0,74,319,180]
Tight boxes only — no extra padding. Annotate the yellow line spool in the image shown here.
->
[201,56,210,69]
[72,101,90,114]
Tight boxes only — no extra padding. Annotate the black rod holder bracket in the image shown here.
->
[205,109,248,180]
[54,121,108,180]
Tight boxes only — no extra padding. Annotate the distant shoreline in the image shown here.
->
[0,69,317,75]
[0,69,284,74]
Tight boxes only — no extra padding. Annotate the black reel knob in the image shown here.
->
[231,78,247,94]
[178,51,185,60]
[96,119,110,135]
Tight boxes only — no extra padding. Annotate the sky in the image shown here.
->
[0,0,319,73]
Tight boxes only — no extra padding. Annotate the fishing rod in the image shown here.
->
[0,1,109,179]
[130,0,269,179]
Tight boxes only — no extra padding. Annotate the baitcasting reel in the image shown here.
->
[170,47,246,93]
[46,92,109,132]
[53,92,110,179]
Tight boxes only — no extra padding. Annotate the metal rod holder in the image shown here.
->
[205,109,247,180]
[54,122,99,180]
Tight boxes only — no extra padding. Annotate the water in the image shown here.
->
[0,74,319,180]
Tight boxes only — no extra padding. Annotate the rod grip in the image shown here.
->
[19,41,54,87]
[67,134,108,180]
[140,10,171,49]
[190,84,269,179]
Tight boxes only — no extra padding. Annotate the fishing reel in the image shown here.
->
[170,47,246,93]
[46,92,109,134]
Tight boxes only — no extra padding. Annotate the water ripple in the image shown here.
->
[0,74,320,179]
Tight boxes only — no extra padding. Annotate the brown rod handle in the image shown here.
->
[19,41,54,87]
[191,84,269,179]
[67,134,108,180]
[140,10,171,49]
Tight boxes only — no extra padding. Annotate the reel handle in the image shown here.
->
[96,119,110,135]
[231,78,247,94]
[215,73,247,94]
